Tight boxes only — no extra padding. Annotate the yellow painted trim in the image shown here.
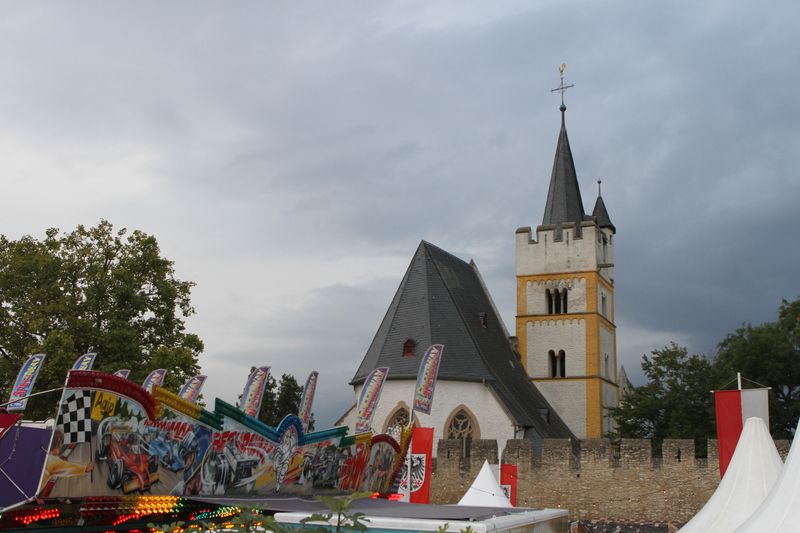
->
[585,379,603,438]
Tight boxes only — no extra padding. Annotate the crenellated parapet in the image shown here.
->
[431,437,790,522]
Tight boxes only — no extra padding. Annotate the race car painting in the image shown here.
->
[96,418,159,494]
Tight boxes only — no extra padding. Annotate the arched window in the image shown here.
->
[384,407,410,441]
[447,408,478,457]
[562,289,568,313]
[546,289,554,314]
[403,339,415,357]
[548,350,557,378]
[558,349,566,377]
[554,288,562,314]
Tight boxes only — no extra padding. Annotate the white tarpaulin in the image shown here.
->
[733,418,800,532]
[679,417,781,532]
[457,460,513,508]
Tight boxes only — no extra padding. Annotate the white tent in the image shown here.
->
[457,460,513,507]
[733,417,800,532]
[679,417,782,532]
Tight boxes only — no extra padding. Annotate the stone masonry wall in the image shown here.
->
[430,438,791,522]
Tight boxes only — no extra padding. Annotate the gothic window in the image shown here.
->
[447,409,477,457]
[403,339,415,357]
[384,407,410,441]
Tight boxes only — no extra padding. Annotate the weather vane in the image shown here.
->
[551,63,574,106]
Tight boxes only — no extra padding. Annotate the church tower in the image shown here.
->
[515,99,619,439]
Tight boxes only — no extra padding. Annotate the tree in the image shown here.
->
[0,221,202,419]
[608,343,727,454]
[252,371,314,430]
[716,298,800,439]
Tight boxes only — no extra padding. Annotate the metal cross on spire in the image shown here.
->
[550,63,574,106]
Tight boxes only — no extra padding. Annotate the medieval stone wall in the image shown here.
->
[430,438,791,522]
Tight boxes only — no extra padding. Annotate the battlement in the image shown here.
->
[432,437,790,523]
[516,222,613,278]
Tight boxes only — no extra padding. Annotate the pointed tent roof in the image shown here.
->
[542,105,588,229]
[351,241,576,441]
[679,417,782,533]
[458,460,513,507]
[733,417,800,531]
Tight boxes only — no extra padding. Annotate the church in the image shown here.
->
[337,99,619,451]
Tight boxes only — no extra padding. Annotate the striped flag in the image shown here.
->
[715,388,769,477]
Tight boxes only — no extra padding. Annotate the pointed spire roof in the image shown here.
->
[542,105,587,229]
[592,181,616,234]
[351,241,576,441]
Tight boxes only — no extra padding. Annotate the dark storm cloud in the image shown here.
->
[1,1,798,424]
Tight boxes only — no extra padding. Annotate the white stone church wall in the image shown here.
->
[338,380,517,457]
[525,277,587,315]
[600,323,615,381]
[536,379,587,439]
[516,225,601,276]
[526,318,586,378]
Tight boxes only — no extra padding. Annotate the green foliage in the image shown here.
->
[611,297,800,448]
[608,343,727,454]
[299,492,374,533]
[716,298,800,439]
[0,221,202,419]
[254,371,315,431]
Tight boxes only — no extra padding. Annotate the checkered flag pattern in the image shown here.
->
[58,390,93,445]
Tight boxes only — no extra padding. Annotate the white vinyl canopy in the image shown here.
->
[679,417,782,532]
[457,460,513,508]
[733,417,800,532]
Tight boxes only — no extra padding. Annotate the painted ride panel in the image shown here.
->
[38,371,407,499]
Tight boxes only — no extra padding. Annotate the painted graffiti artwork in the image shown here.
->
[32,370,407,501]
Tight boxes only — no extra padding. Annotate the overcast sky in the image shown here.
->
[1,1,798,428]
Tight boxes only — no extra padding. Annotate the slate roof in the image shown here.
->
[351,241,576,441]
[542,106,589,229]
[592,194,616,234]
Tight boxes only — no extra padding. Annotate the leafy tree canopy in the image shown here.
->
[612,297,800,447]
[609,343,726,454]
[0,220,202,419]
[716,298,800,439]
[253,371,315,431]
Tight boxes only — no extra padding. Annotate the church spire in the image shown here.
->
[592,180,616,234]
[541,103,587,230]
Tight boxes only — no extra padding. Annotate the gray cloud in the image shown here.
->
[1,1,798,426]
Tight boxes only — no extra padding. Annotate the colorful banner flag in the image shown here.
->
[355,367,389,434]
[500,464,518,506]
[715,388,770,477]
[142,369,167,393]
[240,366,271,419]
[71,352,97,371]
[299,371,318,432]
[413,344,444,415]
[403,427,434,504]
[7,354,46,410]
[178,375,207,403]
[113,369,131,379]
